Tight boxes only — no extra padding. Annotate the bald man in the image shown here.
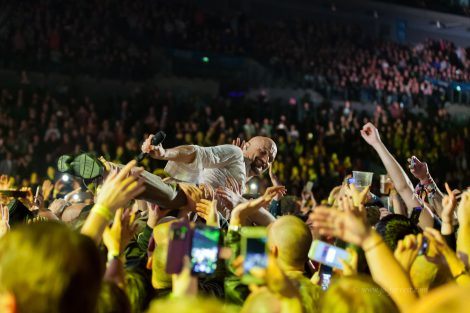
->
[142,135,277,192]
[242,216,322,313]
[66,136,277,218]
[136,136,277,214]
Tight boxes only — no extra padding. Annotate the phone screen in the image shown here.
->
[244,237,268,273]
[410,206,422,224]
[308,240,350,270]
[419,237,429,256]
[319,265,333,291]
[304,181,314,192]
[190,226,220,275]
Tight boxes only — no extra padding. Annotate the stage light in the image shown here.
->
[456,85,462,92]
[61,174,70,182]
[202,56,210,63]
[248,180,259,194]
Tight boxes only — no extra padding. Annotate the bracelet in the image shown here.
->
[91,204,113,221]
[363,239,384,252]
[107,251,121,263]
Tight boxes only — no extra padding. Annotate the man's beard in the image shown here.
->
[250,158,266,175]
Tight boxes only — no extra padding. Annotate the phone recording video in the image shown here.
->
[190,225,221,276]
[241,227,268,284]
[244,237,268,273]
[308,240,351,270]
[419,237,429,256]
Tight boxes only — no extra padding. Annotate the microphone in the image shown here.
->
[137,131,166,162]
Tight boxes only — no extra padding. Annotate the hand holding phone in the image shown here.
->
[166,220,192,274]
[308,240,351,270]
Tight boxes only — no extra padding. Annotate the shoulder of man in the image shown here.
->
[208,144,244,157]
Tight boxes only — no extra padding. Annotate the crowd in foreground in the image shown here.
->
[0,118,470,313]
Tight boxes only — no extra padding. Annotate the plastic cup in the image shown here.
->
[352,171,374,191]
[380,174,392,195]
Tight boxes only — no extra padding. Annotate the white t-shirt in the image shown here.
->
[164,144,246,193]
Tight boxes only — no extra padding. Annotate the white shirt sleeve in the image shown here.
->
[164,145,244,184]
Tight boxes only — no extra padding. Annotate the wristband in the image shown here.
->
[363,239,384,252]
[107,251,121,263]
[91,204,113,221]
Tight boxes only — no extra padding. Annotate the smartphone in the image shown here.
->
[410,158,416,170]
[241,227,268,284]
[318,264,333,291]
[410,206,422,225]
[35,186,41,198]
[190,225,221,276]
[0,190,28,198]
[419,237,429,256]
[166,220,192,274]
[303,181,314,193]
[308,240,351,270]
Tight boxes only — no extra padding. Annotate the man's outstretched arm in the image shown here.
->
[142,135,196,163]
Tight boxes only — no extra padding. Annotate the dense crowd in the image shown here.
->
[0,86,468,200]
[0,0,469,104]
[1,2,470,313]
[1,93,470,313]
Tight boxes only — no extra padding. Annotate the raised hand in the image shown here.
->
[407,156,429,182]
[339,247,358,276]
[0,175,11,190]
[232,137,247,150]
[147,202,168,229]
[310,205,370,246]
[230,186,285,227]
[423,227,469,284]
[103,208,139,257]
[457,190,470,224]
[41,179,54,201]
[263,186,287,203]
[0,204,10,237]
[195,199,219,227]
[442,182,458,224]
[179,183,205,212]
[360,123,382,147]
[394,233,423,272]
[95,160,146,214]
[345,184,370,207]
[53,180,65,198]
[141,134,166,159]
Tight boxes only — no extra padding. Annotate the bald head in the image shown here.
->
[243,136,277,177]
[268,216,312,269]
